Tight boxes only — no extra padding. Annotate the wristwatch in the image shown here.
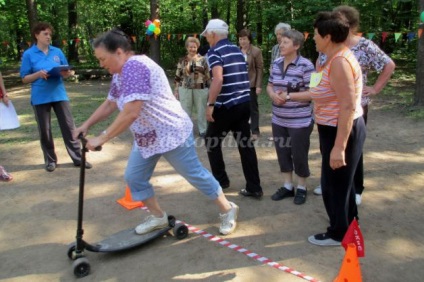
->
[286,93,291,101]
[207,102,215,107]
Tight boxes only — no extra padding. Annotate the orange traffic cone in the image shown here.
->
[334,243,362,282]
[117,185,144,210]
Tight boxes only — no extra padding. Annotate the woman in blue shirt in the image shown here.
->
[20,22,90,172]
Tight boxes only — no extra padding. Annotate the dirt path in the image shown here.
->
[0,81,423,281]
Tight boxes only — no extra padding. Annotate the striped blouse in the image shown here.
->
[310,48,363,127]
[268,55,315,128]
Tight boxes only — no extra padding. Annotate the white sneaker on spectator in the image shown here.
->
[135,213,168,235]
[313,185,322,195]
[219,202,239,235]
[355,194,362,205]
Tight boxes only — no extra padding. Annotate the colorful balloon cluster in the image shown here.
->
[145,19,161,36]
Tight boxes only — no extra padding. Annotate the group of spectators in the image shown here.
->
[1,5,395,247]
[170,5,394,245]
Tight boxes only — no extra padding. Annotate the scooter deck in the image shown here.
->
[85,216,177,253]
[86,226,171,253]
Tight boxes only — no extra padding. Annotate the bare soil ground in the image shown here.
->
[1,80,423,282]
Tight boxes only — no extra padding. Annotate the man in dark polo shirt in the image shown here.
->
[201,19,263,199]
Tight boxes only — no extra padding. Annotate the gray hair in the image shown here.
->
[282,29,304,54]
[274,23,291,35]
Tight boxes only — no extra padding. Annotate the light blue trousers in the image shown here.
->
[125,134,222,201]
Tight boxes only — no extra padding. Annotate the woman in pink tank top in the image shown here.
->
[308,11,366,246]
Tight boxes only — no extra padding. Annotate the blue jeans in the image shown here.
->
[125,134,222,201]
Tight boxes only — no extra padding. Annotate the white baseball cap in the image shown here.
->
[200,19,229,36]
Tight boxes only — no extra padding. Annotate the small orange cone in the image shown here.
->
[334,243,362,282]
[117,186,144,210]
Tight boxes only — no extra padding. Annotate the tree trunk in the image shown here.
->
[68,0,79,62]
[236,0,247,33]
[149,0,160,64]
[211,0,219,19]
[256,0,262,45]
[415,2,424,106]
[25,0,38,39]
[202,0,209,29]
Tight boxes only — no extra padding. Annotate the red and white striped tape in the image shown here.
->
[140,207,319,281]
[178,220,320,282]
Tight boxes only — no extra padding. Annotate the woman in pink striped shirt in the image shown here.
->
[307,11,366,246]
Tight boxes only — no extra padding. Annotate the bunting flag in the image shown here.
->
[381,32,388,42]
[10,29,423,47]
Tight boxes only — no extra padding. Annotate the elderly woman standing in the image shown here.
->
[308,11,366,246]
[313,6,396,206]
[20,22,90,172]
[270,22,291,66]
[267,30,315,205]
[238,28,264,140]
[174,37,210,138]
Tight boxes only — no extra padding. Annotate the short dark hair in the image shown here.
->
[313,11,350,43]
[238,28,253,43]
[32,22,54,42]
[92,28,132,53]
[333,5,360,33]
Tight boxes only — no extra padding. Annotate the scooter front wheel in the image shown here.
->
[72,257,91,278]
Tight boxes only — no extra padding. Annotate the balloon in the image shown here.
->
[153,19,161,27]
[145,20,152,27]
[148,23,156,32]
[421,11,424,23]
[146,29,154,36]
[154,27,161,35]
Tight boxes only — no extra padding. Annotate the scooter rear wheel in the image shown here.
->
[173,223,189,240]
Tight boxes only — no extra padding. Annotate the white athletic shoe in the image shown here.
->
[313,185,322,195]
[135,212,168,235]
[219,202,239,235]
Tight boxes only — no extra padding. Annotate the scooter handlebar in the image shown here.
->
[78,133,102,151]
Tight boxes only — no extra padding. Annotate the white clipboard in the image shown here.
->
[0,101,20,130]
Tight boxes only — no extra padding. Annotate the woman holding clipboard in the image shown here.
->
[20,22,91,172]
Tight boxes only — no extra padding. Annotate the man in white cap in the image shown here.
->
[201,19,263,199]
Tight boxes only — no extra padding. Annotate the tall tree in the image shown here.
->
[236,0,247,32]
[25,0,38,36]
[68,0,78,62]
[149,0,160,63]
[415,2,424,106]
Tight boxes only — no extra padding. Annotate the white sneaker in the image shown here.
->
[219,202,239,235]
[135,212,168,235]
[355,194,362,205]
[313,185,322,195]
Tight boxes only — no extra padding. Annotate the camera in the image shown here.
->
[190,61,196,73]
[287,81,301,93]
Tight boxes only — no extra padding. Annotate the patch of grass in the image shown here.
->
[375,70,424,120]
